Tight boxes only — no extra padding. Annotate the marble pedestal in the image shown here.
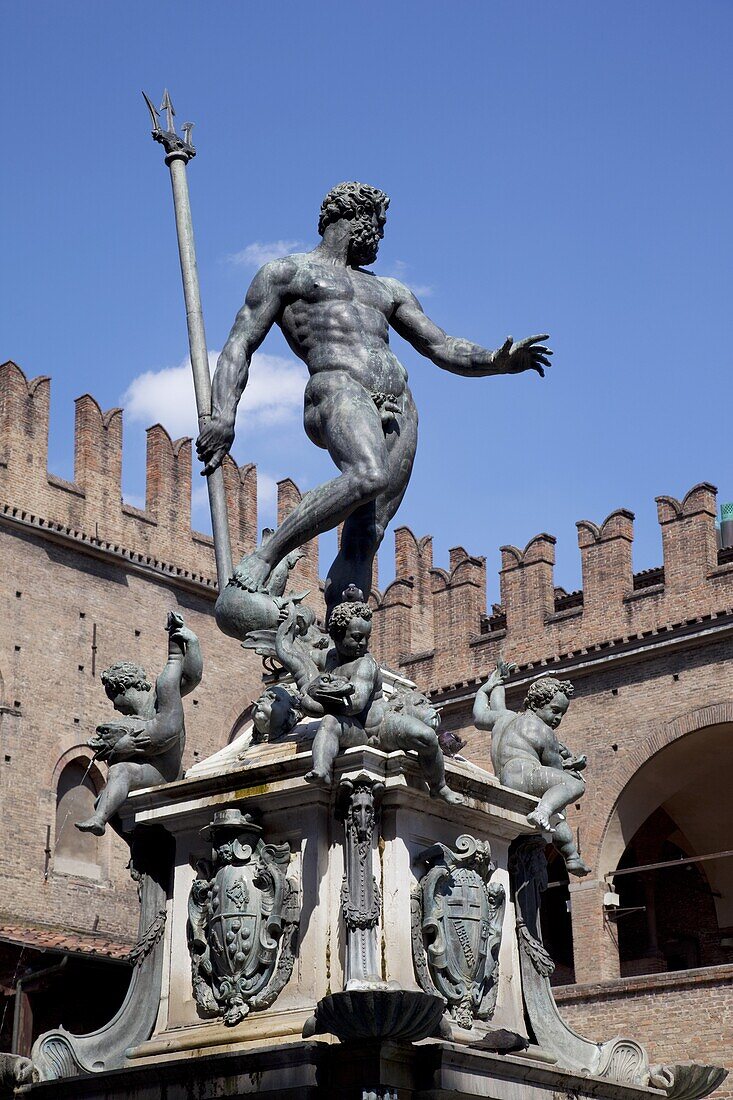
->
[23,712,726,1100]
[127,740,536,1061]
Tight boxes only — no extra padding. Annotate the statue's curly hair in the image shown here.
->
[101,661,151,697]
[327,599,373,639]
[524,677,574,712]
[318,181,390,236]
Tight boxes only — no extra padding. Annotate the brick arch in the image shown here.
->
[221,692,260,746]
[51,744,105,794]
[594,701,733,880]
[53,751,109,881]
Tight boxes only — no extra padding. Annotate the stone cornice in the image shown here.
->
[0,501,218,599]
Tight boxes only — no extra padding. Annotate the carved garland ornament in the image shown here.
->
[187,807,300,1026]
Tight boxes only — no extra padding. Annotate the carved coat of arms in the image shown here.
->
[187,808,299,1026]
[412,834,505,1031]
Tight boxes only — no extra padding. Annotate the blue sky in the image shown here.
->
[4,2,733,600]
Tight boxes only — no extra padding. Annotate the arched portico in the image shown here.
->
[571,706,733,983]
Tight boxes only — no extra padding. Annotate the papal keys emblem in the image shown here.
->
[411,834,505,1031]
[187,808,300,1026]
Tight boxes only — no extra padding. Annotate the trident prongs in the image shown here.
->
[142,91,162,134]
[161,89,175,133]
[142,89,196,164]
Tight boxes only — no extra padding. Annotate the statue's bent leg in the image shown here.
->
[76,762,165,835]
[386,715,464,805]
[305,714,343,786]
[506,763,585,831]
[325,390,418,617]
[226,372,390,601]
[552,818,591,877]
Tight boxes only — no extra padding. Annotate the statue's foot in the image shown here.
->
[433,784,465,806]
[566,857,592,878]
[527,807,554,833]
[230,551,273,593]
[75,817,106,836]
[304,768,333,788]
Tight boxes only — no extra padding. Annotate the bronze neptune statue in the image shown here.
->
[196,182,551,634]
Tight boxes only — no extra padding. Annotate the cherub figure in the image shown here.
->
[473,659,590,876]
[76,613,203,836]
[275,587,462,804]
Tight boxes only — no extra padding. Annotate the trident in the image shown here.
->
[143,90,233,588]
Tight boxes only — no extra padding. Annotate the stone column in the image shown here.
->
[336,775,384,989]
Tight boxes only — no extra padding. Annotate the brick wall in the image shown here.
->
[0,361,284,942]
[0,357,730,1085]
[554,966,733,1098]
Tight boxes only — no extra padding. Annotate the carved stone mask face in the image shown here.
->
[252,695,273,736]
[347,211,383,266]
[217,839,235,863]
[535,692,569,730]
[336,616,372,659]
[351,791,374,839]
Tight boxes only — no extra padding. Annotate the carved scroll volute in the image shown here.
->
[412,834,505,1031]
[187,807,299,1026]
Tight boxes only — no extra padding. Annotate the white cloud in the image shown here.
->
[389,259,434,299]
[226,240,306,267]
[122,351,308,439]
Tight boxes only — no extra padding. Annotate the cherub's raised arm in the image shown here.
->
[148,616,189,747]
[173,621,203,697]
[387,279,551,380]
[473,659,517,731]
[196,259,292,474]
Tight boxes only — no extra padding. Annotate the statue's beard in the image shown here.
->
[348,218,380,266]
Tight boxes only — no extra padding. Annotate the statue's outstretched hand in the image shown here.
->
[494,334,552,378]
[496,656,517,681]
[196,415,235,475]
[166,611,197,647]
[481,657,516,693]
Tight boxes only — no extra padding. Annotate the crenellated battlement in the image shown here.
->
[0,360,277,588]
[4,360,733,693]
[371,481,733,693]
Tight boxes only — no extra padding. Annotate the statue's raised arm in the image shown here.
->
[196,259,292,475]
[473,658,518,731]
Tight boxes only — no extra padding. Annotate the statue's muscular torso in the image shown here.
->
[276,254,410,399]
